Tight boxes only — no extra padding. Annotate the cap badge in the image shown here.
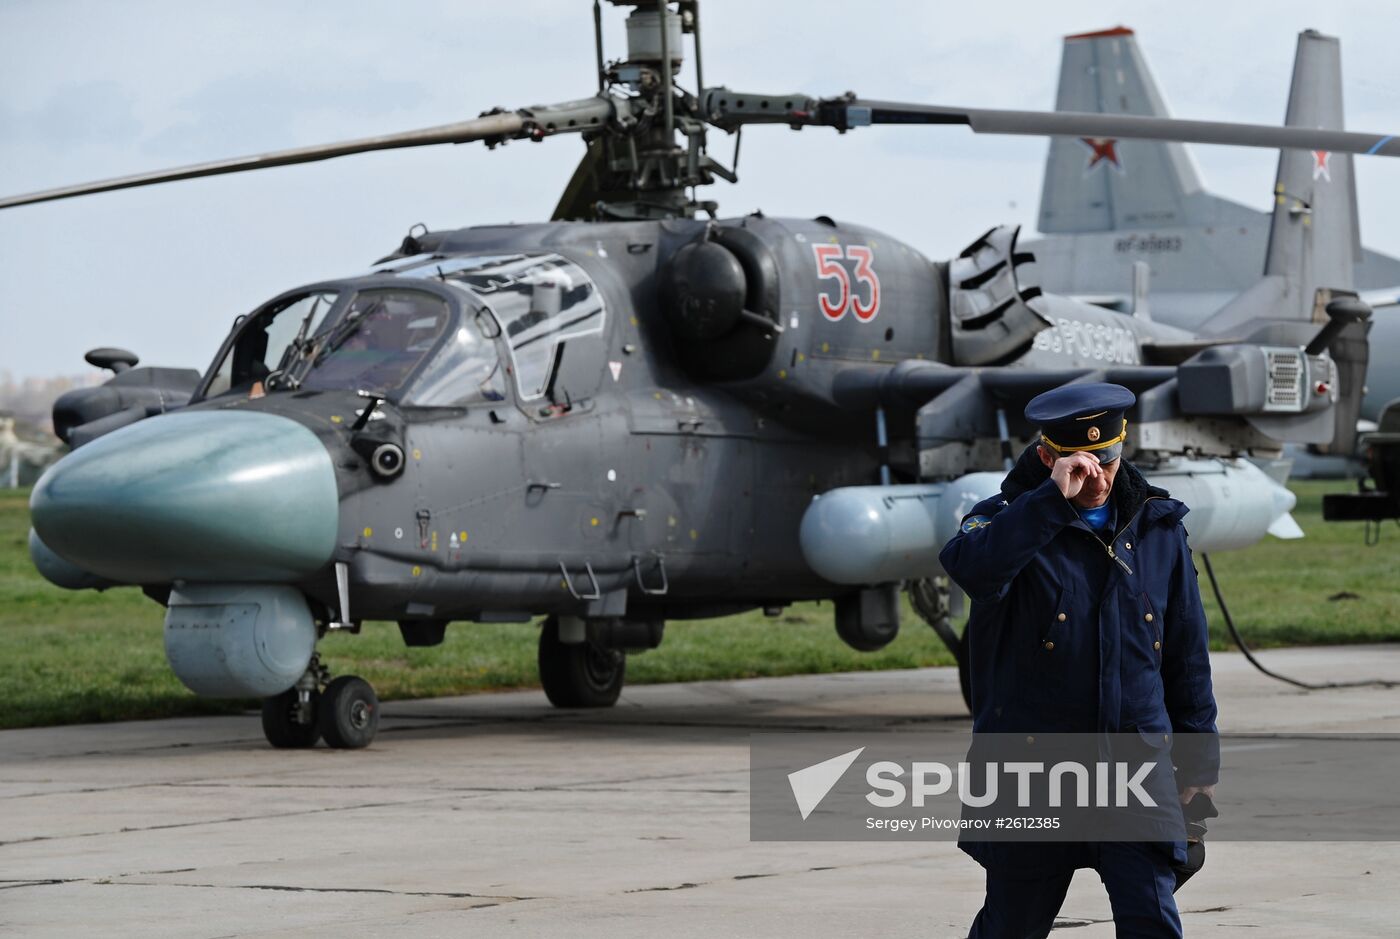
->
[1087,426,1101,442]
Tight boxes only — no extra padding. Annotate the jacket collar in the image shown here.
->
[999,443,1188,528]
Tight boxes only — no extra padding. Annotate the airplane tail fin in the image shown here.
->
[1204,28,1361,334]
[1199,30,1370,454]
[1261,29,1360,299]
[1037,26,1205,233]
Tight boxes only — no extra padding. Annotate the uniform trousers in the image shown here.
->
[967,841,1182,938]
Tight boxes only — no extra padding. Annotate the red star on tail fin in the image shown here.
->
[1080,137,1121,171]
[1311,150,1331,182]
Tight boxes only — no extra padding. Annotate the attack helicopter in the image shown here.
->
[11,0,1395,748]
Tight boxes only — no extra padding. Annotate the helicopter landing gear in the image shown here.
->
[260,654,327,748]
[319,675,380,749]
[261,687,320,748]
[538,615,626,708]
[909,577,972,712]
[259,654,380,749]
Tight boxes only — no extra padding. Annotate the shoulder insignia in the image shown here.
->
[961,515,992,533]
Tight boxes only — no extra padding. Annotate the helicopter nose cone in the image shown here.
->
[31,411,339,584]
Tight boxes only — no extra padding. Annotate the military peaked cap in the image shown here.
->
[1025,382,1136,464]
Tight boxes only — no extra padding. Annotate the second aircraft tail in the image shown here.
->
[1037,26,1210,233]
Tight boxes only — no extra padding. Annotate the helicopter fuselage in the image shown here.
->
[32,213,1209,627]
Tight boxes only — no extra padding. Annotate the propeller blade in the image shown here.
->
[705,88,1400,158]
[0,111,529,210]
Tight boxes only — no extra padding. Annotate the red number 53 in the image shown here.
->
[812,244,881,322]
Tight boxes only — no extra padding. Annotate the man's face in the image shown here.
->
[1038,446,1120,508]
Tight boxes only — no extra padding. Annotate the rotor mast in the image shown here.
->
[562,1,733,221]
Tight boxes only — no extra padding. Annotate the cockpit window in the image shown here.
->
[300,289,451,394]
[403,311,506,407]
[438,254,605,401]
[204,291,338,398]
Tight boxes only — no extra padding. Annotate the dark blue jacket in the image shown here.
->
[939,446,1219,870]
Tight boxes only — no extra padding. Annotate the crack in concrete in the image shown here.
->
[0,878,81,890]
[0,768,747,848]
[0,794,456,847]
[5,762,746,798]
[0,783,168,801]
[384,715,872,735]
[625,882,699,893]
[617,852,946,898]
[95,880,536,902]
[145,781,743,795]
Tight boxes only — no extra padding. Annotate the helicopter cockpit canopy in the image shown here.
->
[388,252,607,403]
[298,289,452,395]
[198,283,505,406]
[198,252,604,408]
[201,290,339,399]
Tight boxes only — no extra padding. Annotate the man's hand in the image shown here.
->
[1049,451,1104,500]
[1179,784,1216,805]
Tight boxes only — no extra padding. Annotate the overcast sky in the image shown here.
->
[2,0,1399,379]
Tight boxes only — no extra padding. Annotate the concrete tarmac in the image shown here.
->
[3,645,1400,937]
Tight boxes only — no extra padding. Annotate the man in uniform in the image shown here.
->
[939,382,1218,938]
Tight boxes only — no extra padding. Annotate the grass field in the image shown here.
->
[2,480,1397,729]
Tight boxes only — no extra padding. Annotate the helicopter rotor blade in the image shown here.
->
[0,112,524,210]
[704,89,1400,158]
[0,96,616,210]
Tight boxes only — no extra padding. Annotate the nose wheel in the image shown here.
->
[261,686,322,748]
[318,675,380,749]
[538,615,625,708]
[259,655,380,749]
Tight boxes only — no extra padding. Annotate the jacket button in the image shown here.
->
[1153,640,1161,650]
[1026,735,1035,744]
[1145,613,1154,623]
[1044,641,1055,651]
[1057,612,1067,622]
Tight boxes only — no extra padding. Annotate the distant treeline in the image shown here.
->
[0,371,100,434]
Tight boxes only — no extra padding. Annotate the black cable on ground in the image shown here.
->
[1200,552,1398,691]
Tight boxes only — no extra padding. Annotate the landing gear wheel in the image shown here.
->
[538,615,625,708]
[318,675,380,749]
[261,688,321,749]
